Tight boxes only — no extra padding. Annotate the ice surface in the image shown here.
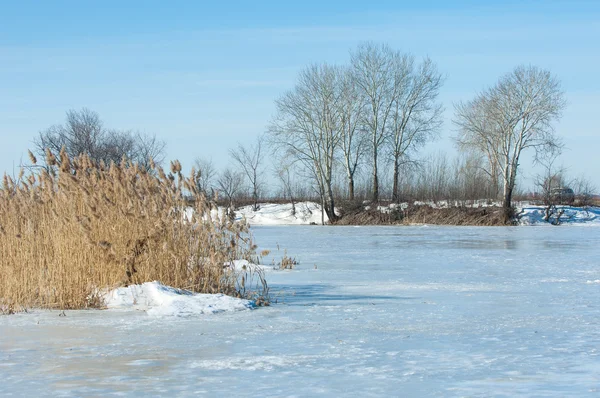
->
[2,226,600,396]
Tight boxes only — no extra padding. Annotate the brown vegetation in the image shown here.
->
[400,205,511,226]
[0,149,262,313]
[334,203,511,226]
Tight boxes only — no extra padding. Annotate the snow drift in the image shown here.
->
[517,205,600,226]
[104,281,254,316]
[236,201,327,225]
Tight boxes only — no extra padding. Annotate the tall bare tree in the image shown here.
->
[351,42,402,202]
[337,67,367,201]
[229,135,265,211]
[454,95,502,199]
[268,64,342,223]
[454,65,566,214]
[388,56,444,202]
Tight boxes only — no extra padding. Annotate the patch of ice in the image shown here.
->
[585,280,600,284]
[103,281,254,316]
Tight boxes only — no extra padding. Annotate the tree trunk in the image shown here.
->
[372,146,379,203]
[503,185,513,210]
[320,195,325,225]
[502,174,514,223]
[392,159,400,203]
[326,183,338,223]
[252,188,258,212]
[348,176,354,201]
[490,162,499,200]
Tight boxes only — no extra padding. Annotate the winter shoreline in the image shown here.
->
[235,201,600,227]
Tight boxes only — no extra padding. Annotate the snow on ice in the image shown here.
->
[104,281,254,316]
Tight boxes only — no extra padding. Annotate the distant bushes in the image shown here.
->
[0,149,264,313]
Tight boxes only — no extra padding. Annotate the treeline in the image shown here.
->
[22,42,597,220]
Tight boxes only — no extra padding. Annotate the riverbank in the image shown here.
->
[235,201,600,227]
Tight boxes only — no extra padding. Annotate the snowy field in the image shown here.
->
[2,225,600,396]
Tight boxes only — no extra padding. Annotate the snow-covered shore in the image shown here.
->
[517,205,600,226]
[236,201,328,225]
[233,201,600,226]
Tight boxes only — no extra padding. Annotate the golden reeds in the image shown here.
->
[0,151,261,312]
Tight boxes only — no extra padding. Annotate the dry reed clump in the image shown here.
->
[267,249,297,270]
[0,149,264,313]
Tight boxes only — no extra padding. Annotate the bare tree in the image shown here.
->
[229,135,265,211]
[101,129,136,165]
[193,157,217,197]
[337,67,367,201]
[216,168,244,210]
[533,144,565,222]
[274,158,297,216]
[351,42,402,202]
[454,65,566,215]
[268,64,342,223]
[132,132,166,171]
[34,108,166,169]
[35,108,105,162]
[573,175,597,207]
[388,56,444,202]
[454,96,503,199]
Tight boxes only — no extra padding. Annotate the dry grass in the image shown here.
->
[333,204,511,226]
[0,149,263,313]
[400,205,511,226]
[277,250,298,270]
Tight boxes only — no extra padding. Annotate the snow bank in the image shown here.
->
[190,201,600,226]
[104,281,254,316]
[517,206,600,226]
[236,201,327,225]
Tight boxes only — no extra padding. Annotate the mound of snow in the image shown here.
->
[517,206,600,226]
[236,201,326,225]
[104,281,254,316]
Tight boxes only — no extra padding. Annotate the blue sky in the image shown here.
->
[1,0,599,189]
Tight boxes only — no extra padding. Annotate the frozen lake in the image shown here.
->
[2,225,600,396]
